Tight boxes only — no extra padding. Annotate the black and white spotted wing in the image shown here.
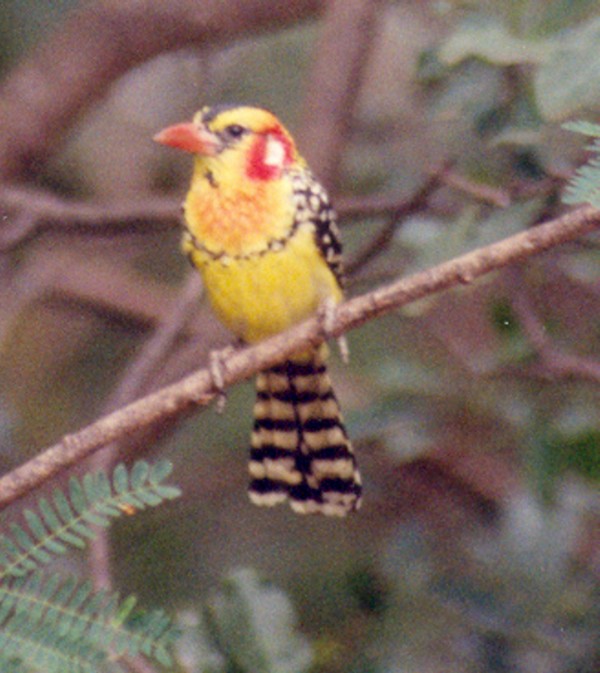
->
[289,169,345,287]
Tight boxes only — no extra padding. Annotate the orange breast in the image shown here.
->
[185,175,294,258]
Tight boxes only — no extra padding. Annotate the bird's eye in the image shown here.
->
[224,124,246,139]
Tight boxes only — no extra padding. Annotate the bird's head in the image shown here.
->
[154,105,301,182]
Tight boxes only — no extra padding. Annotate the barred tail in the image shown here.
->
[248,347,362,516]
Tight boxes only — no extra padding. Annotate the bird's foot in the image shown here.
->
[319,297,349,364]
[209,346,235,413]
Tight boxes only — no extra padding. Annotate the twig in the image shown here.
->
[510,268,600,383]
[0,182,449,250]
[441,169,512,208]
[0,163,506,252]
[346,168,446,275]
[0,205,597,511]
[0,186,178,250]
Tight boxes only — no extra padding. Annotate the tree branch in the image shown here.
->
[298,0,382,188]
[509,268,600,383]
[0,185,178,250]
[0,205,597,511]
[345,167,445,275]
[0,183,438,250]
[0,166,508,251]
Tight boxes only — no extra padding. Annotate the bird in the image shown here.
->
[154,105,361,516]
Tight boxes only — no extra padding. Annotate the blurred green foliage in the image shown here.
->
[0,1,598,672]
[0,0,76,71]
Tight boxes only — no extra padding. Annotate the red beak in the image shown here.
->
[153,122,218,155]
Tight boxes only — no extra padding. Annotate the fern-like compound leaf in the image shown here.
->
[1,570,178,668]
[0,459,181,670]
[0,613,105,673]
[562,120,600,207]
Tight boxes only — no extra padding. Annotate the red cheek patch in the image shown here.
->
[246,126,294,181]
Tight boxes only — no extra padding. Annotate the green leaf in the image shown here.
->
[118,493,145,509]
[53,576,78,607]
[113,594,137,626]
[0,615,105,673]
[113,463,129,495]
[80,511,110,528]
[206,568,313,673]
[9,524,54,567]
[155,484,182,500]
[0,535,34,576]
[563,158,600,207]
[53,489,75,525]
[136,491,162,507]
[131,460,150,489]
[55,528,86,549]
[535,16,600,120]
[0,591,18,625]
[69,477,87,515]
[95,471,112,500]
[93,501,122,517]
[39,498,62,533]
[562,120,600,137]
[9,523,35,554]
[154,643,174,667]
[150,459,174,484]
[82,472,99,504]
[69,581,93,611]
[68,521,95,542]
[21,543,52,566]
[23,510,46,542]
[439,14,551,67]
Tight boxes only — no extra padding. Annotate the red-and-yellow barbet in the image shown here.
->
[154,105,362,516]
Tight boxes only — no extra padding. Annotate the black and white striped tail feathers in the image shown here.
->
[248,348,362,516]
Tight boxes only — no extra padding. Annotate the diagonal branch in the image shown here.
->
[0,185,178,250]
[0,183,434,251]
[345,167,446,275]
[0,205,598,511]
[509,267,600,382]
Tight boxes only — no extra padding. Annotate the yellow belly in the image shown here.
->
[188,226,342,343]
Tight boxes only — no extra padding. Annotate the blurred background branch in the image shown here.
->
[0,0,325,180]
[0,2,598,672]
